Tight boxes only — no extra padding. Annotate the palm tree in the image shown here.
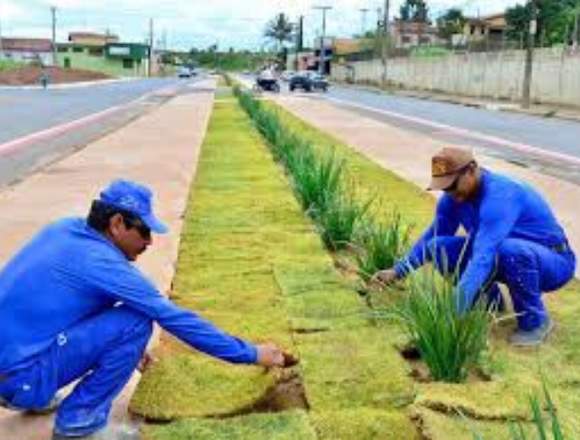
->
[264,13,294,52]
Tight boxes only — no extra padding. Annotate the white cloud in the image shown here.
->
[4,0,526,50]
[0,0,26,20]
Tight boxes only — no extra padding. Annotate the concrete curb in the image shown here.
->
[0,77,138,91]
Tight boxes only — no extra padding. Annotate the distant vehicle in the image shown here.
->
[280,71,296,82]
[177,67,192,78]
[254,69,280,93]
[289,71,329,92]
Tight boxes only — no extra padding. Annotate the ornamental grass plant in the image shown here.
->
[353,212,412,283]
[509,383,565,440]
[290,150,345,215]
[391,266,491,383]
[315,190,373,251]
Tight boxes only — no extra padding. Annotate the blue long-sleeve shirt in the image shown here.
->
[0,218,257,373]
[394,169,571,310]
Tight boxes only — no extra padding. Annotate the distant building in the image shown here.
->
[0,38,53,65]
[463,13,507,44]
[390,20,442,48]
[68,32,119,46]
[57,32,150,77]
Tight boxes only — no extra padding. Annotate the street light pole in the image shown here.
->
[359,8,369,36]
[522,0,537,109]
[313,5,332,75]
[381,0,390,88]
[51,6,57,66]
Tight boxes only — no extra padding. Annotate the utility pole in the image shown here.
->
[148,18,154,77]
[295,15,304,71]
[313,5,332,75]
[51,6,57,66]
[0,13,4,57]
[522,0,537,109]
[381,0,390,87]
[359,8,369,36]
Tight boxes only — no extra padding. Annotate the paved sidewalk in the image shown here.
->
[274,95,580,278]
[0,79,216,440]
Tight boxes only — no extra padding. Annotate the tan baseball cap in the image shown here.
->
[428,147,475,190]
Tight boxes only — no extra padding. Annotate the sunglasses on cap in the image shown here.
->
[122,215,151,240]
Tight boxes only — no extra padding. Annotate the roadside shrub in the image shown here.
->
[353,212,411,283]
[390,267,491,383]
[291,150,344,214]
[315,191,373,251]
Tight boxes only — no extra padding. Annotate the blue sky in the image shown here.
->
[0,0,523,51]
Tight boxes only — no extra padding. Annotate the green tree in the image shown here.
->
[506,0,580,47]
[400,0,430,23]
[264,13,294,51]
[437,8,467,40]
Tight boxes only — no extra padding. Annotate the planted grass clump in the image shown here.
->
[315,190,372,251]
[353,212,411,283]
[509,384,566,440]
[390,267,491,383]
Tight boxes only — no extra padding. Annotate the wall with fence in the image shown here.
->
[332,48,580,108]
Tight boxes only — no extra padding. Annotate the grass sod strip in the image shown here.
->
[133,98,417,438]
[243,96,580,438]
[240,89,491,383]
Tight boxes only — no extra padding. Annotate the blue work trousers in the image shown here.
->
[0,306,152,436]
[426,236,576,331]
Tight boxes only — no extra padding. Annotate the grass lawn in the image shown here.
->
[132,89,580,439]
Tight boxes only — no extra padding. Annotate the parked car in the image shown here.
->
[289,71,329,92]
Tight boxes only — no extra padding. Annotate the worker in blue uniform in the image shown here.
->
[372,147,576,346]
[0,179,293,439]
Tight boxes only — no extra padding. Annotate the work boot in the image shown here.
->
[509,317,554,347]
[0,392,63,414]
[52,424,140,440]
[25,392,64,415]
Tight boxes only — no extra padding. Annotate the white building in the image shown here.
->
[0,38,53,65]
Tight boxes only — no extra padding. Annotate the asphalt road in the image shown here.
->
[292,83,580,185]
[325,85,580,161]
[0,77,199,188]
[0,78,185,144]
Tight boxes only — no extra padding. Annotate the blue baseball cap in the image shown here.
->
[99,179,168,234]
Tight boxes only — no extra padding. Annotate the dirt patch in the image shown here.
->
[397,343,492,384]
[221,370,309,417]
[0,66,112,85]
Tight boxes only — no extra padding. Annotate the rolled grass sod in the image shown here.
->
[134,86,580,438]
[242,95,580,437]
[133,95,415,438]
[144,411,317,440]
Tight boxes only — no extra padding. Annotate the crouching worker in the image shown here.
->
[372,147,576,347]
[0,179,292,439]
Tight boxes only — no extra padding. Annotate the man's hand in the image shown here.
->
[137,351,157,373]
[256,343,298,368]
[370,268,398,289]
